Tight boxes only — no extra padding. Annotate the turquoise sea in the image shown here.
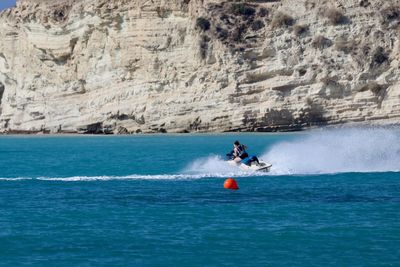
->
[0,128,399,266]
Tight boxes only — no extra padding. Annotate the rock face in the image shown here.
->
[0,0,400,134]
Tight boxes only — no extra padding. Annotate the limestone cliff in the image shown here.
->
[0,0,400,134]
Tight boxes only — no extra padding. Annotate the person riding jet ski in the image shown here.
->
[227,140,260,165]
[233,140,248,163]
[225,141,270,171]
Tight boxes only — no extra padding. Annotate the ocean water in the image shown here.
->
[0,128,399,266]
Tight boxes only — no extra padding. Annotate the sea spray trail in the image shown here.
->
[0,156,266,182]
[0,174,255,182]
[0,171,263,182]
[262,127,400,175]
[183,155,257,176]
[0,134,278,179]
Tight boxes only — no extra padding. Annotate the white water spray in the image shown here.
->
[262,127,400,175]
[183,155,263,177]
[0,156,261,182]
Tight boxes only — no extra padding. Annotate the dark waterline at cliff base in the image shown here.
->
[2,122,400,136]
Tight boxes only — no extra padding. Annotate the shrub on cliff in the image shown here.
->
[371,47,388,67]
[293,24,308,37]
[271,12,294,28]
[231,25,246,42]
[196,17,211,31]
[230,3,256,17]
[381,5,400,26]
[156,7,172,18]
[334,37,358,54]
[312,35,332,49]
[0,82,4,101]
[251,20,265,31]
[215,26,229,40]
[324,8,347,25]
[204,2,267,51]
[199,35,211,59]
[359,0,371,8]
[359,82,382,95]
[258,7,269,17]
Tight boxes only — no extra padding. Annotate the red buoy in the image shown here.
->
[224,178,239,190]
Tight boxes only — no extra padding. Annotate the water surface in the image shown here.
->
[0,128,399,266]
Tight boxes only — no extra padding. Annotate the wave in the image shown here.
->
[262,127,400,175]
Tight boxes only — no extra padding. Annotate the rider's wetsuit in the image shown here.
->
[236,144,249,159]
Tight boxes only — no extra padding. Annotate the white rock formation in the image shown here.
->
[0,0,399,133]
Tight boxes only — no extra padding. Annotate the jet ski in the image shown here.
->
[226,151,272,173]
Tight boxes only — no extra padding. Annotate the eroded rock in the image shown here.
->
[0,0,399,134]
